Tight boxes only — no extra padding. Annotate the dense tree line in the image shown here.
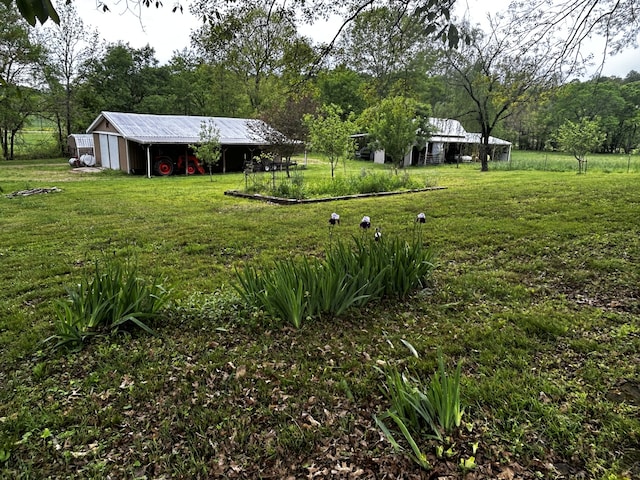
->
[1,0,639,160]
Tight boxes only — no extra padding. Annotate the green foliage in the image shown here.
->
[190,119,221,167]
[235,231,436,328]
[426,354,464,433]
[358,96,433,171]
[307,169,430,197]
[304,104,356,178]
[6,0,59,26]
[375,350,464,469]
[244,168,431,199]
[45,259,171,350]
[554,117,606,172]
[317,66,367,116]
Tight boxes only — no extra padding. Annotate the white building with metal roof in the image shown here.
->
[86,111,274,176]
[355,117,512,166]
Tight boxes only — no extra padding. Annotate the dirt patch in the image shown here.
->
[71,167,104,173]
[607,380,640,406]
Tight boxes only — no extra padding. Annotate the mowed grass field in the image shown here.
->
[0,153,639,479]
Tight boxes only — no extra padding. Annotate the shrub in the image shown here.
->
[46,259,171,350]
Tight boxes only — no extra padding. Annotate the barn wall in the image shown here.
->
[118,137,127,171]
[92,133,102,165]
[92,117,119,134]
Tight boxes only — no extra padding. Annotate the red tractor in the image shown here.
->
[153,154,205,176]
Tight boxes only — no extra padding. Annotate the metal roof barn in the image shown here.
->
[354,117,512,166]
[86,111,275,177]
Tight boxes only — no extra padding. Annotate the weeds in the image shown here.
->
[243,168,433,199]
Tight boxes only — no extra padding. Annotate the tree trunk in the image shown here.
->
[55,112,65,156]
[1,129,8,160]
[480,141,489,172]
[10,129,17,161]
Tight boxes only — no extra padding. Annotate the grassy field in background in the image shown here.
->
[0,155,638,479]
[491,150,640,173]
[10,129,59,160]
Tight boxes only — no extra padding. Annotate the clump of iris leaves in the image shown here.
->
[47,214,435,344]
[45,214,462,470]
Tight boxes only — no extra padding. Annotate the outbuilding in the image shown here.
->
[86,111,273,176]
[67,134,94,158]
[355,118,512,166]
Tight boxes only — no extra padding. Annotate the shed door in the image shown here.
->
[98,134,120,170]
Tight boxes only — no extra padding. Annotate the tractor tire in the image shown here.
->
[154,157,174,176]
[186,161,197,175]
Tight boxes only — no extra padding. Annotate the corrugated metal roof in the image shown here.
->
[87,112,270,145]
[463,133,512,146]
[68,134,94,148]
[428,118,467,139]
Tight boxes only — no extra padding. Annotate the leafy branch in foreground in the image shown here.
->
[45,259,171,350]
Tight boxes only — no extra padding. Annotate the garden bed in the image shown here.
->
[224,186,447,204]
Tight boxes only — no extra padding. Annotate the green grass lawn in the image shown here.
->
[0,154,638,479]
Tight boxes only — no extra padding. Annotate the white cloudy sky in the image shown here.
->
[70,0,638,78]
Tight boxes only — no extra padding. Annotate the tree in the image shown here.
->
[554,118,605,173]
[251,93,318,177]
[507,0,640,72]
[336,6,437,100]
[38,1,99,154]
[358,96,432,171]
[0,2,44,160]
[190,119,221,171]
[191,4,304,113]
[316,65,367,116]
[444,20,560,171]
[303,104,355,178]
[75,43,166,126]
[619,81,640,153]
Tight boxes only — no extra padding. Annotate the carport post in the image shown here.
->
[147,145,152,178]
[222,148,227,174]
[185,145,189,176]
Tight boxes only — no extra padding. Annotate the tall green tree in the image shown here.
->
[358,96,432,171]
[0,2,43,160]
[166,51,251,117]
[619,81,640,153]
[304,104,355,178]
[316,65,366,116]
[38,1,99,153]
[75,43,165,125]
[191,3,304,113]
[336,6,437,100]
